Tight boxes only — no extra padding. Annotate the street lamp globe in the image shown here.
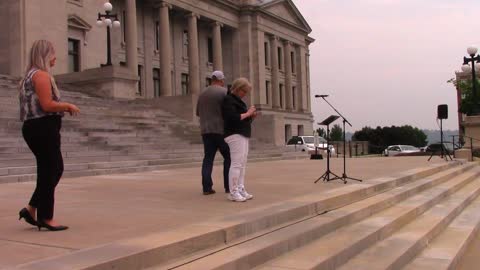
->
[467,46,478,56]
[104,2,113,12]
[96,19,103,27]
[113,20,121,28]
[462,64,472,73]
[104,18,112,26]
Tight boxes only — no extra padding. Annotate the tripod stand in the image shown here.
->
[318,96,362,183]
[315,115,343,183]
[428,118,453,161]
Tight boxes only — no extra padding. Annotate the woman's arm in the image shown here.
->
[32,71,79,114]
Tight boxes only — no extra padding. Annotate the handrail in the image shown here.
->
[450,134,480,160]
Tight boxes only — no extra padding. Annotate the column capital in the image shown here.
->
[185,12,200,19]
[159,1,172,9]
[269,35,279,41]
[283,40,293,47]
[211,21,224,28]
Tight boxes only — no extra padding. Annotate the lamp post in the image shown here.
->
[97,2,120,66]
[461,46,480,114]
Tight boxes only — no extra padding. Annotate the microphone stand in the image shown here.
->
[319,96,362,183]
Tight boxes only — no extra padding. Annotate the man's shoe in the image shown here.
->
[203,190,216,195]
[227,192,246,202]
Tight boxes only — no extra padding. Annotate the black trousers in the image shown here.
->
[22,115,64,221]
[201,133,231,192]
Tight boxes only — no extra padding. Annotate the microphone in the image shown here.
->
[315,95,329,98]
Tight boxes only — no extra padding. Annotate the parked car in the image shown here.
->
[383,145,421,156]
[424,142,455,154]
[286,136,336,155]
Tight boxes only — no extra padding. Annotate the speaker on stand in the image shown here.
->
[429,104,452,161]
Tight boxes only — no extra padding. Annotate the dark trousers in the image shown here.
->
[22,115,64,221]
[201,133,231,192]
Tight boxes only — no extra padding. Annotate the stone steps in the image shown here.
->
[0,154,298,184]
[12,162,467,270]
[0,75,305,184]
[251,170,480,270]
[402,195,480,270]
[169,164,480,270]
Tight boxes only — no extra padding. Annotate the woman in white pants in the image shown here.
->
[222,78,258,202]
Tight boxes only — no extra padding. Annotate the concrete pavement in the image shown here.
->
[0,156,469,269]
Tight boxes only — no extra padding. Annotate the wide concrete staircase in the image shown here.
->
[0,74,305,184]
[13,161,480,270]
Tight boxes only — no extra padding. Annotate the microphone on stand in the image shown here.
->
[315,95,329,98]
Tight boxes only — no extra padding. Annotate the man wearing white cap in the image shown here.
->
[196,70,231,195]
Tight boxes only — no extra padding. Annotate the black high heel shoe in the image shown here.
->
[19,208,37,226]
[37,220,69,231]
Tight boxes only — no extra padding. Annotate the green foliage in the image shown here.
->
[448,77,480,115]
[329,124,343,141]
[316,127,326,138]
[352,125,428,154]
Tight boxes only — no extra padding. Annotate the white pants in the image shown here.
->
[225,134,249,194]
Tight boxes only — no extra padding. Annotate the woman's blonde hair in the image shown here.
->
[20,40,60,98]
[231,77,252,95]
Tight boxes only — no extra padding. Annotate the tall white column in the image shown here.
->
[159,2,172,96]
[270,35,280,109]
[284,40,293,110]
[212,22,223,71]
[187,13,200,95]
[297,45,308,112]
[125,0,138,75]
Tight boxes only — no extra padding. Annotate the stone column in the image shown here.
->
[212,22,223,71]
[270,35,280,109]
[284,40,293,110]
[125,0,138,75]
[296,45,307,112]
[187,13,200,95]
[159,2,172,96]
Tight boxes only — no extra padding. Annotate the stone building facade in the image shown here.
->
[0,0,314,145]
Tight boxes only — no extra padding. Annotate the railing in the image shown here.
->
[451,135,480,160]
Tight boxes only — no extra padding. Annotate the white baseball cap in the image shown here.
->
[211,70,225,81]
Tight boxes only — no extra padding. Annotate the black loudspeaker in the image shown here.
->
[437,104,448,119]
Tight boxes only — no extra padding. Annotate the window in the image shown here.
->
[264,42,269,66]
[265,81,270,105]
[137,65,143,95]
[279,84,284,109]
[291,51,295,73]
[153,68,160,97]
[207,38,213,63]
[287,136,300,145]
[68,39,80,73]
[155,21,160,50]
[183,30,189,58]
[298,125,304,136]
[285,125,292,143]
[206,77,212,87]
[181,73,189,95]
[278,47,283,70]
[292,86,296,109]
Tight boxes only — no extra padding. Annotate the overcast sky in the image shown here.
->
[294,0,479,132]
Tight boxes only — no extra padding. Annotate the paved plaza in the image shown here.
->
[0,156,478,269]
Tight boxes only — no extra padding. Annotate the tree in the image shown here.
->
[448,77,480,115]
[352,125,427,154]
[329,124,343,141]
[316,127,326,138]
